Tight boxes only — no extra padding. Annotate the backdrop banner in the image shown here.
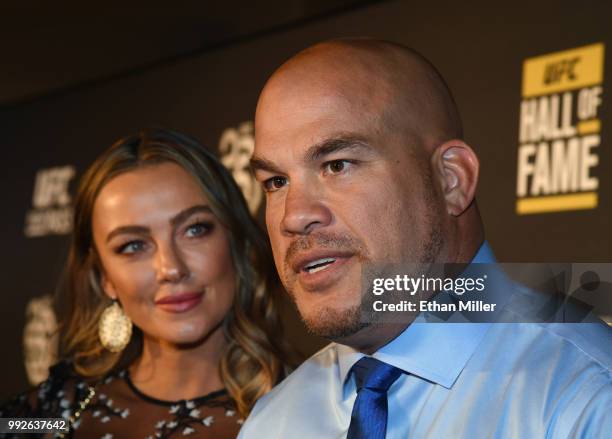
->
[1,0,611,399]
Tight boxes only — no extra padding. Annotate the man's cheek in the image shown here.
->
[270,243,284,271]
[266,212,284,246]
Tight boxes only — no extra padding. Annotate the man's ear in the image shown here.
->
[431,139,479,216]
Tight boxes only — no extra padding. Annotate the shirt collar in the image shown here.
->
[338,241,496,390]
[471,240,496,264]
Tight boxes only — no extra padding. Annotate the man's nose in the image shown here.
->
[155,240,189,283]
[281,181,332,236]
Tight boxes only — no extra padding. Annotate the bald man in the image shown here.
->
[240,40,611,438]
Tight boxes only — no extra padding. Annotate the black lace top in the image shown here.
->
[0,362,243,438]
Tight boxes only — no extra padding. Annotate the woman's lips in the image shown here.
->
[155,292,204,313]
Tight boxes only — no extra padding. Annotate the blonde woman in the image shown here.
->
[2,129,291,438]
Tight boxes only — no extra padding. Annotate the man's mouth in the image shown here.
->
[286,245,360,292]
[303,257,336,274]
[292,253,353,292]
[285,233,363,292]
[292,249,353,274]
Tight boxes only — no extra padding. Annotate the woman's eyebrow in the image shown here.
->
[105,205,213,243]
[170,205,213,227]
[106,225,149,243]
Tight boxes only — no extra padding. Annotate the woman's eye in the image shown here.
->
[185,222,212,237]
[324,160,351,174]
[262,176,288,192]
[117,241,146,255]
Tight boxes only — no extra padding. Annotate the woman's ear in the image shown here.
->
[90,246,117,300]
[431,139,480,216]
[101,274,118,301]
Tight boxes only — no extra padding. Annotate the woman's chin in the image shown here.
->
[144,321,224,349]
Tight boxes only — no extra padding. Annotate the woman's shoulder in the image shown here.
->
[0,361,92,418]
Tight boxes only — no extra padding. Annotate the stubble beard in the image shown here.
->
[282,232,369,340]
[302,296,367,340]
[283,213,444,341]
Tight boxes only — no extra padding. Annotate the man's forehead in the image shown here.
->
[254,95,381,160]
[255,39,463,159]
[257,45,395,117]
[255,74,390,154]
[257,78,360,121]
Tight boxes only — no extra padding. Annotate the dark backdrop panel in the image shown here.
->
[2,0,611,399]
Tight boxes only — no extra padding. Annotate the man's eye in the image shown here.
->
[117,241,146,255]
[185,222,212,238]
[323,160,351,175]
[262,176,288,192]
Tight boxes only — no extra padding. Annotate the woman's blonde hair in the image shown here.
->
[56,128,290,416]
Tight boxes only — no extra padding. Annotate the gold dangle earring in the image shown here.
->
[98,300,132,352]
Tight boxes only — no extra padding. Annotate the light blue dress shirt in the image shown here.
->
[240,243,612,438]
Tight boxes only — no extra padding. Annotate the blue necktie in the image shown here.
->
[347,357,403,439]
